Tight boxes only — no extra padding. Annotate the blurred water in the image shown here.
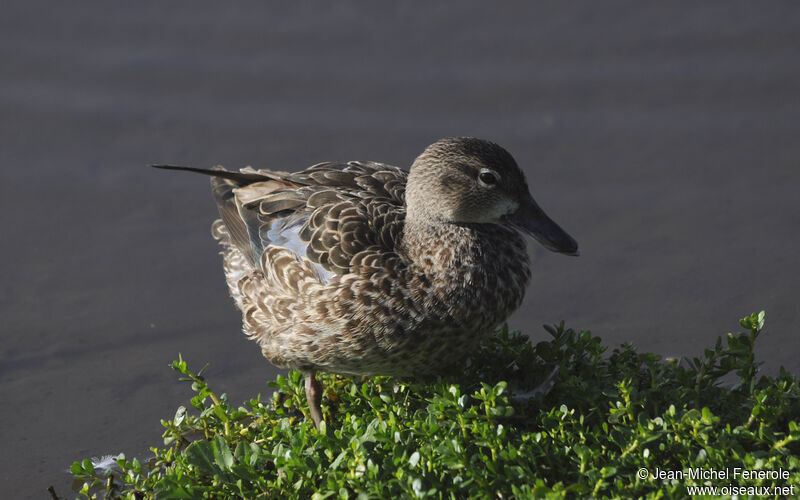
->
[2,1,799,497]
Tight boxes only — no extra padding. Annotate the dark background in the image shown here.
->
[2,1,798,497]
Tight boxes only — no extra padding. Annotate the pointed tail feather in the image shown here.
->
[152,164,260,266]
[150,164,270,186]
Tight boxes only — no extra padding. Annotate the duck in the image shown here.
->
[154,137,578,427]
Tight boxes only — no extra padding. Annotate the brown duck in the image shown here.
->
[155,137,578,427]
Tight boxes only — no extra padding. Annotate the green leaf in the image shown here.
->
[408,451,420,468]
[214,435,234,471]
[184,440,217,474]
[173,405,186,426]
[213,404,230,423]
[330,451,347,470]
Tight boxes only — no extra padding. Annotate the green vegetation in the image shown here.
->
[66,312,800,498]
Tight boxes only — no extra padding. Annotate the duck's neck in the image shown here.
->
[402,218,479,270]
[401,217,532,328]
[402,218,529,285]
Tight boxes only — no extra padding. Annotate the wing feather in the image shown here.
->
[214,161,407,281]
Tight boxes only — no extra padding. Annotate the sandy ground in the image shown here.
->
[2,1,799,497]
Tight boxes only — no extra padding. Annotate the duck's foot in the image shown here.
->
[512,365,560,401]
[304,372,323,428]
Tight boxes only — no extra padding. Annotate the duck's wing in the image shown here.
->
[216,161,407,282]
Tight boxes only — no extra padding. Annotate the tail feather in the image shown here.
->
[150,164,270,186]
[152,164,265,266]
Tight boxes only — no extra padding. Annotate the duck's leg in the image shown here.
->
[304,371,323,428]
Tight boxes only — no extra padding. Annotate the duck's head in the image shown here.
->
[406,137,579,255]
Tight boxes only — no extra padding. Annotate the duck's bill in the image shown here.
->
[505,196,579,256]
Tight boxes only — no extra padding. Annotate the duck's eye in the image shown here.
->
[478,170,499,186]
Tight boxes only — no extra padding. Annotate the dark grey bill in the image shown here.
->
[505,194,579,256]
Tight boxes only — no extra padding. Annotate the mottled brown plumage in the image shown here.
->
[155,137,578,427]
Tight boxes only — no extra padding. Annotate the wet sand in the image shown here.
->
[2,1,799,497]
